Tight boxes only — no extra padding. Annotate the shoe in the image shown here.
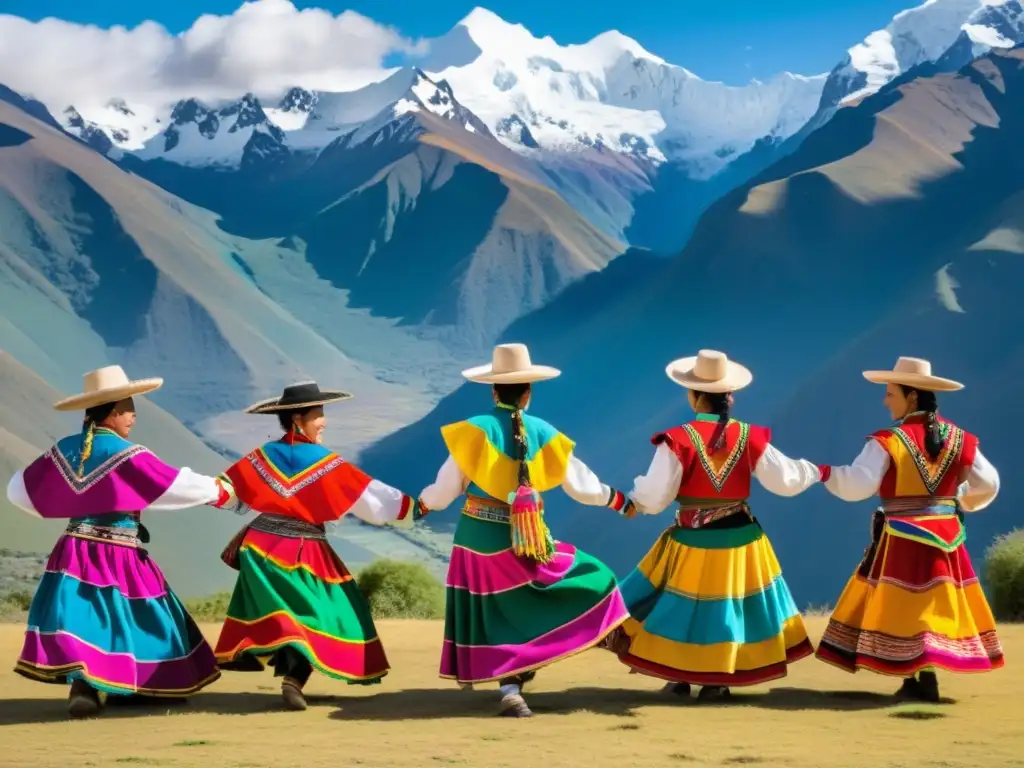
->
[696,686,731,702]
[67,680,101,719]
[895,676,922,700]
[916,671,940,703]
[499,693,533,718]
[281,679,308,711]
[519,670,537,691]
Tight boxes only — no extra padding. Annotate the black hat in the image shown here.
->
[244,381,352,414]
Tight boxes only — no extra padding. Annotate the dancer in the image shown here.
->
[815,357,1002,701]
[608,350,824,700]
[213,381,422,711]
[5,365,241,718]
[417,343,632,718]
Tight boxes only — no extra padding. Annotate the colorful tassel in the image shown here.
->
[508,485,554,563]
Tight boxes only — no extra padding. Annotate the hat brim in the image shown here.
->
[53,378,164,412]
[665,357,753,394]
[461,364,561,384]
[862,371,963,392]
[244,390,353,414]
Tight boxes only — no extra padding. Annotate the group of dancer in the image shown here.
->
[4,343,1004,720]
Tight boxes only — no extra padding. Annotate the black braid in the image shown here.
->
[694,390,732,452]
[901,386,943,460]
[494,383,532,486]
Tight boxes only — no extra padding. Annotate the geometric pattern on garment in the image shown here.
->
[890,425,964,495]
[246,449,344,499]
[682,421,750,493]
[48,443,148,494]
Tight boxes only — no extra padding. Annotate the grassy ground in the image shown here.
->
[0,619,1020,768]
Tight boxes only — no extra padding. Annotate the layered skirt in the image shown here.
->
[615,521,813,686]
[816,511,1004,676]
[214,516,389,683]
[15,520,219,697]
[441,509,629,684]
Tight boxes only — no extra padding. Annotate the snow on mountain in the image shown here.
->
[822,0,1021,108]
[135,93,287,167]
[60,98,163,151]
[264,87,317,131]
[419,7,826,176]
[939,0,1024,68]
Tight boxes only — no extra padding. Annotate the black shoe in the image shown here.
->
[67,680,101,719]
[916,672,940,703]
[662,682,691,697]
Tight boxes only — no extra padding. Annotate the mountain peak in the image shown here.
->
[456,6,537,49]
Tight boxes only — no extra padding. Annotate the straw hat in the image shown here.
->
[665,349,753,393]
[245,381,352,414]
[53,366,164,412]
[862,357,963,392]
[462,343,561,384]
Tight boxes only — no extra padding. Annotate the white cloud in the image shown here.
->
[0,0,425,111]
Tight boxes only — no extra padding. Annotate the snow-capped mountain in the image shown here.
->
[422,8,825,176]
[821,0,1024,109]
[60,98,162,151]
[134,93,288,168]
[271,68,492,152]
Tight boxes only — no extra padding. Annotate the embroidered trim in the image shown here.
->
[682,420,749,493]
[48,444,149,495]
[248,513,327,540]
[247,451,345,499]
[890,425,964,494]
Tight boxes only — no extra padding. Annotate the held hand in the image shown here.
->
[817,464,832,483]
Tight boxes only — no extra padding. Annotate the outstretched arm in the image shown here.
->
[822,441,889,502]
[753,444,825,497]
[628,444,683,516]
[347,475,420,527]
[418,455,469,514]
[560,453,635,516]
[959,449,1000,512]
[6,471,37,517]
[146,467,243,512]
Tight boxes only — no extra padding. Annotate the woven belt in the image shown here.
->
[675,500,750,530]
[461,494,540,524]
[880,497,958,516]
[65,518,140,547]
[248,514,327,540]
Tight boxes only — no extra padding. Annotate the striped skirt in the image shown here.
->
[440,511,629,684]
[214,519,389,683]
[615,522,813,686]
[816,512,1004,676]
[16,530,219,697]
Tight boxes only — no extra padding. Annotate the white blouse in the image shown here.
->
[419,452,612,511]
[824,440,1000,512]
[628,442,822,515]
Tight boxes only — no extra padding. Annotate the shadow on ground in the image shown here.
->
[0,685,956,725]
[327,685,934,721]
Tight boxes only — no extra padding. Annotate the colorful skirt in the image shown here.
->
[816,512,1004,676]
[15,534,219,696]
[614,522,813,687]
[441,512,629,684]
[214,525,389,683]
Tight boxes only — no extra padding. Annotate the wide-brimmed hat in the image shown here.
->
[862,357,963,392]
[462,343,560,384]
[665,349,753,393]
[53,365,163,412]
[244,381,353,414]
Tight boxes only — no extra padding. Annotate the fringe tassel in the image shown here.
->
[508,485,554,563]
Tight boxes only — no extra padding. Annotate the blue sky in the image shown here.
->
[3,0,915,83]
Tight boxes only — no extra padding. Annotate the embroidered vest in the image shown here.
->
[652,416,772,502]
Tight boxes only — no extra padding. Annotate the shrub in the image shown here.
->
[983,529,1024,621]
[184,591,233,623]
[357,559,445,620]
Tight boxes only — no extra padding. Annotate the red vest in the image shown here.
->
[869,414,978,501]
[652,417,771,502]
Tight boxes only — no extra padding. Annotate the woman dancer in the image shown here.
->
[417,343,632,718]
[608,350,824,700]
[5,365,240,718]
[816,357,1003,701]
[213,381,423,711]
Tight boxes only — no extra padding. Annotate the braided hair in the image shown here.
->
[694,390,734,452]
[79,402,118,477]
[900,385,943,460]
[494,383,532,486]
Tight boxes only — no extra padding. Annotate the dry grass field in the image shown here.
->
[0,618,1021,768]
